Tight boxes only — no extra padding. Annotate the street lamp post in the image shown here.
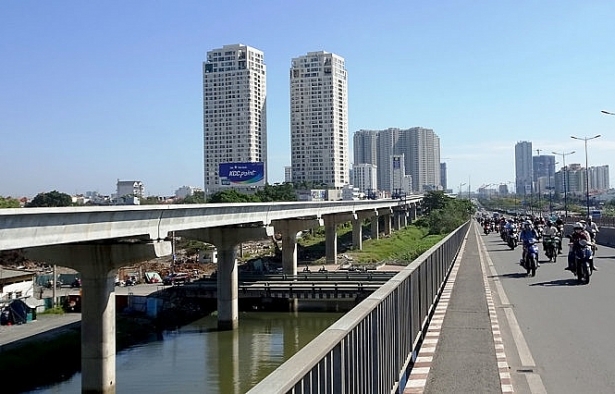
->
[601,110,615,116]
[571,135,601,219]
[458,182,466,198]
[549,162,558,216]
[552,150,575,218]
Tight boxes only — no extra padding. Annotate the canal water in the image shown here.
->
[29,311,344,394]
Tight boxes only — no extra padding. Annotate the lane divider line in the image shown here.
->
[476,225,547,394]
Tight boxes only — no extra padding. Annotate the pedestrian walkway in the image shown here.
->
[405,223,512,393]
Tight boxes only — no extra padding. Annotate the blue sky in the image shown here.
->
[2,1,614,198]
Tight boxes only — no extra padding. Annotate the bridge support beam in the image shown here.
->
[25,241,171,394]
[393,208,408,230]
[408,203,418,223]
[370,212,380,240]
[323,213,357,266]
[180,226,273,330]
[351,211,376,251]
[272,219,323,276]
[382,209,393,236]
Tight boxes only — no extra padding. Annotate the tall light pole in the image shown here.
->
[458,182,466,198]
[549,162,558,217]
[571,135,601,219]
[601,110,615,116]
[552,150,575,218]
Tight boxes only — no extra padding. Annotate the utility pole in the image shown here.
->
[535,149,542,216]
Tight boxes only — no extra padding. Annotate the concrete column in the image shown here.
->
[409,204,418,223]
[393,211,402,231]
[180,226,273,330]
[351,211,375,250]
[383,213,392,235]
[370,214,380,240]
[351,217,363,250]
[323,215,338,266]
[272,219,323,276]
[25,241,171,394]
[400,211,408,228]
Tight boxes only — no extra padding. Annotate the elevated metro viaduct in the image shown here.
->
[0,198,421,394]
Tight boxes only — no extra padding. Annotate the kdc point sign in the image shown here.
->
[219,162,265,187]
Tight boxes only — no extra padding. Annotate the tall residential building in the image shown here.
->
[352,163,377,194]
[284,166,292,183]
[290,51,348,188]
[353,127,441,194]
[533,155,555,182]
[440,162,448,191]
[515,141,533,196]
[203,44,267,194]
[589,165,610,192]
[354,130,379,166]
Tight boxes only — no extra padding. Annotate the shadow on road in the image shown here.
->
[492,272,528,279]
[529,278,579,287]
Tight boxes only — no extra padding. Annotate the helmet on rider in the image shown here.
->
[574,222,583,231]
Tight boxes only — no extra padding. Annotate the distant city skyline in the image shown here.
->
[2,2,614,198]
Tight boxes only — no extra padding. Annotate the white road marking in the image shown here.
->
[475,225,548,394]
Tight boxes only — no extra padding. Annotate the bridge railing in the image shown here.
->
[248,221,471,394]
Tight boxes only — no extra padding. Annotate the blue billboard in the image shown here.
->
[219,162,265,187]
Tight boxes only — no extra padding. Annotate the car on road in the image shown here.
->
[163,273,191,286]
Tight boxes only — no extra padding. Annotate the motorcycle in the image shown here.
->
[507,228,519,250]
[484,223,491,235]
[573,240,593,285]
[543,235,559,262]
[522,238,539,277]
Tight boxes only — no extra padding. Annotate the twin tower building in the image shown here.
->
[203,44,441,197]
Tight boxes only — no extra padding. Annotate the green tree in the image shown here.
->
[26,190,72,207]
[421,190,448,214]
[207,189,259,203]
[415,192,474,235]
[0,196,20,208]
[182,191,207,204]
[255,183,297,202]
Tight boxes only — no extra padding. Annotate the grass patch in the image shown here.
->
[345,225,444,265]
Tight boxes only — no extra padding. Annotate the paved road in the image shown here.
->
[480,224,615,393]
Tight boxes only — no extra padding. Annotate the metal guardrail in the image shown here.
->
[247,221,471,394]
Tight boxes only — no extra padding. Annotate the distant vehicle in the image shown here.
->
[163,273,191,286]
[591,210,602,220]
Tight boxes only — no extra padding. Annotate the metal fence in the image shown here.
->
[248,221,471,394]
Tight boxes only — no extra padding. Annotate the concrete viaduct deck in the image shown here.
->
[0,198,420,394]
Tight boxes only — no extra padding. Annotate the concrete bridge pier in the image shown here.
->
[408,203,418,223]
[370,211,380,240]
[393,208,407,230]
[25,241,171,394]
[323,213,357,266]
[381,208,393,236]
[180,226,273,330]
[351,211,376,251]
[272,218,324,276]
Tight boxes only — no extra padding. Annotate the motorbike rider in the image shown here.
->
[566,222,596,271]
[519,221,539,266]
[542,220,558,254]
[586,217,599,241]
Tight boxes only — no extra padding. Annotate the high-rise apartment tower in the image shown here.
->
[515,141,533,195]
[290,51,348,188]
[203,44,267,194]
[358,127,440,193]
